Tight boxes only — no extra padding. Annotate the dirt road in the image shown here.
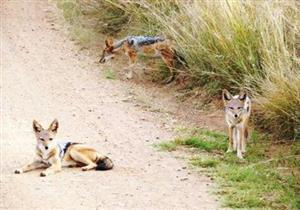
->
[1,1,219,209]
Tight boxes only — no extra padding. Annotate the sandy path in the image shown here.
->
[0,1,219,209]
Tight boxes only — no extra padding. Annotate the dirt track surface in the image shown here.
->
[1,1,219,209]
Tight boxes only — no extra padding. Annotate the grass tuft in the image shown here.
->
[154,141,177,152]
[190,157,219,168]
[103,69,116,80]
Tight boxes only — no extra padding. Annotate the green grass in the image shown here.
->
[103,69,116,80]
[181,130,227,152]
[154,141,178,152]
[157,128,300,209]
[190,157,219,168]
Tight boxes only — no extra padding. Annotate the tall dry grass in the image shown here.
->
[56,0,300,139]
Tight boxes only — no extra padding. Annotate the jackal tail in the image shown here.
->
[95,156,114,170]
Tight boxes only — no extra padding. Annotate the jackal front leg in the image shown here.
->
[125,50,137,79]
[15,160,46,174]
[226,126,234,153]
[40,158,62,177]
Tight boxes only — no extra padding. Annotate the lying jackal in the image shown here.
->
[99,35,188,84]
[222,89,252,159]
[15,119,113,177]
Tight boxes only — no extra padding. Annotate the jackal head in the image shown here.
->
[33,119,59,151]
[99,37,116,63]
[222,89,250,122]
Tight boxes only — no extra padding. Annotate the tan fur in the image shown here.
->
[15,119,113,177]
[222,89,252,159]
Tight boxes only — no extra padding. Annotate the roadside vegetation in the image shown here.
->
[56,0,300,140]
[156,128,300,209]
[55,1,300,208]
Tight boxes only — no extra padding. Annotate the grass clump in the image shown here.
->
[157,128,300,209]
[103,69,116,80]
[154,141,178,152]
[190,157,219,168]
[181,129,228,152]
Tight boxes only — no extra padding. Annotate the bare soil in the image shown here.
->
[1,1,223,209]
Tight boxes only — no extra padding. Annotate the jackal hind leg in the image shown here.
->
[236,127,244,159]
[241,126,247,154]
[62,158,79,168]
[160,51,176,84]
[69,150,97,171]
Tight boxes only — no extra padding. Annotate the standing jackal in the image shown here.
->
[15,119,113,177]
[222,89,252,159]
[99,36,188,84]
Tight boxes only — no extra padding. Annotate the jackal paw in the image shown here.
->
[14,169,23,174]
[125,71,133,80]
[40,171,47,177]
[226,148,233,153]
[81,166,89,171]
[237,153,244,159]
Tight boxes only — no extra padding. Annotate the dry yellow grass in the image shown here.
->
[57,0,300,139]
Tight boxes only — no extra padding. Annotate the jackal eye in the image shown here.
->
[49,138,53,141]
[238,107,243,110]
[229,107,234,110]
[39,137,44,141]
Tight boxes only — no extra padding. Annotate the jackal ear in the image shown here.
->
[222,89,232,102]
[33,120,43,133]
[48,119,59,133]
[105,37,114,47]
[239,89,248,101]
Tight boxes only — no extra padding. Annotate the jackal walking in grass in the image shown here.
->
[99,36,188,84]
[222,89,252,159]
